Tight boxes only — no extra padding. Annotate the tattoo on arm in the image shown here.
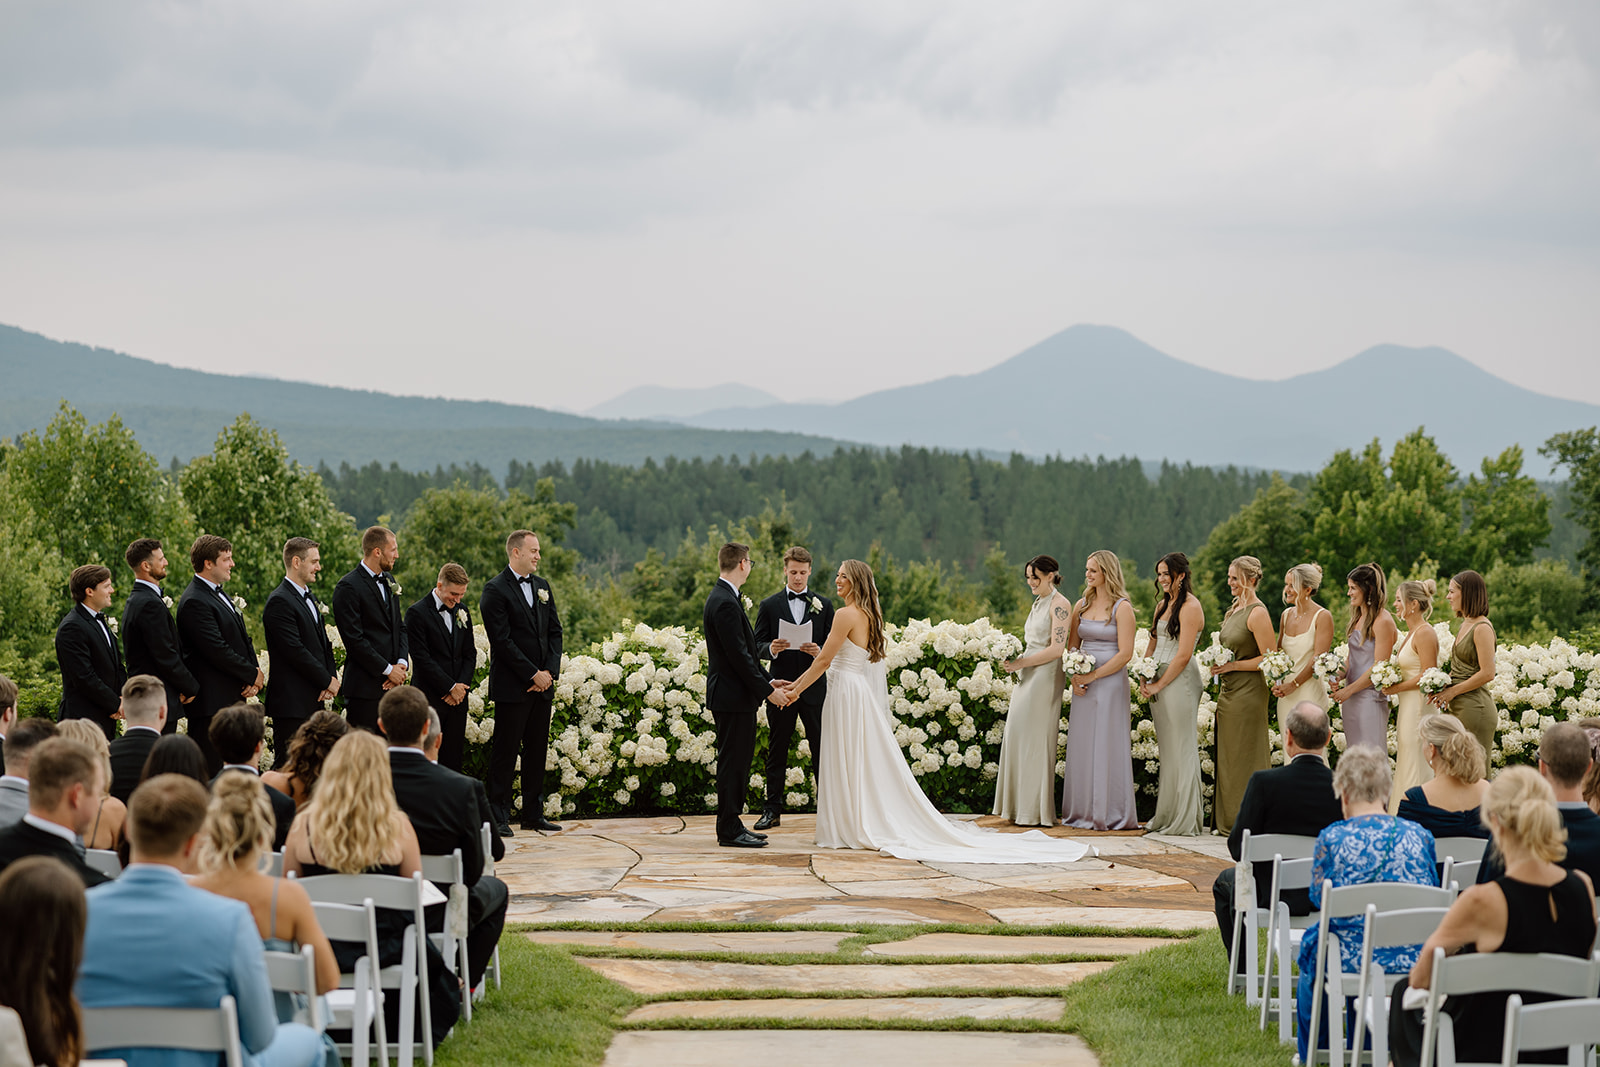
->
[1054,605,1070,620]
[1053,624,1067,645]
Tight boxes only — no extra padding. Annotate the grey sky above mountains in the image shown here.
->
[2,2,1596,412]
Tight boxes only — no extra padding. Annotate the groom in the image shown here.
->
[752,545,832,830]
[703,542,786,848]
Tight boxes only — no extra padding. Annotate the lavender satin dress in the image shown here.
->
[1340,625,1389,750]
[1060,603,1139,830]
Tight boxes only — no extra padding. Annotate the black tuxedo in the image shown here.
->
[212,766,295,851]
[753,587,833,813]
[332,564,409,732]
[1475,804,1600,886]
[55,603,128,739]
[121,582,198,720]
[480,568,562,820]
[388,749,507,987]
[0,818,110,887]
[108,725,162,804]
[405,593,478,773]
[176,577,260,774]
[263,579,338,737]
[703,578,772,841]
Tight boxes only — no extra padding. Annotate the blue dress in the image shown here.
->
[1296,814,1439,1060]
[1060,600,1138,830]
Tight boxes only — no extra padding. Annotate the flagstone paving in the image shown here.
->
[601,1031,1100,1067]
[526,930,854,953]
[861,933,1176,957]
[578,957,1117,994]
[624,995,1068,1022]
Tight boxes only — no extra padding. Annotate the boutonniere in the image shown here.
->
[741,594,753,611]
[389,581,403,597]
[537,587,550,604]
[161,595,174,609]
[810,596,823,614]
[107,617,119,636]
[231,595,247,613]
[454,607,468,627]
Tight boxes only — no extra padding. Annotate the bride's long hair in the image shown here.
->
[838,559,886,662]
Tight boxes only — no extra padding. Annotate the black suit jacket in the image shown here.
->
[55,604,127,727]
[703,580,770,715]
[332,566,409,702]
[0,819,109,887]
[388,750,503,886]
[263,580,337,722]
[212,767,294,850]
[1476,805,1600,886]
[176,578,259,717]
[405,594,477,707]
[121,583,198,714]
[754,588,834,710]
[1228,754,1345,910]
[480,569,561,704]
[108,726,162,804]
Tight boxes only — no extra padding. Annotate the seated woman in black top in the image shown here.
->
[1395,713,1490,839]
[1389,766,1598,1067]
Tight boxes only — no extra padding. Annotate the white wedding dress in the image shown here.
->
[815,640,1090,864]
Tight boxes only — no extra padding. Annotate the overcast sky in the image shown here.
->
[2,1,1596,412]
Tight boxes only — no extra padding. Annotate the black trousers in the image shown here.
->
[712,706,758,841]
[163,708,220,775]
[424,874,509,989]
[763,698,820,812]
[487,691,553,819]
[344,695,381,733]
[435,700,468,774]
[269,714,311,756]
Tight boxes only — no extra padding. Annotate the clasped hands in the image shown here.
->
[525,669,554,693]
[769,679,797,707]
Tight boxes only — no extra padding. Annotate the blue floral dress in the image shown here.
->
[1296,813,1439,1059]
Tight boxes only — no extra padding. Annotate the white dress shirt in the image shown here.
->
[22,812,78,845]
[433,590,453,633]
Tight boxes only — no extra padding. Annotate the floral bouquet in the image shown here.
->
[1418,667,1452,697]
[1127,656,1162,684]
[1259,649,1294,686]
[1061,649,1097,676]
[1313,650,1346,688]
[1369,657,1404,692]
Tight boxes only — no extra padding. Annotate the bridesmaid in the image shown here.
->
[1210,555,1275,833]
[1386,579,1441,811]
[996,555,1073,827]
[1330,562,1397,751]
[1432,570,1498,756]
[1060,550,1139,831]
[1140,552,1205,836]
[1272,563,1333,757]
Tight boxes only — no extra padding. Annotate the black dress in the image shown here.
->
[1395,786,1490,840]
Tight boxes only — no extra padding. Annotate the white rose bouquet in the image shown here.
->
[1061,649,1097,676]
[1369,657,1403,692]
[1313,650,1346,687]
[1258,649,1294,686]
[1195,642,1235,671]
[1127,656,1161,683]
[1418,667,1452,697]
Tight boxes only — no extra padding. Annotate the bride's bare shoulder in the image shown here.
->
[834,603,863,622]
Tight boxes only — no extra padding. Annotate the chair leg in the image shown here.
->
[1278,934,1294,1045]
[1228,907,1244,995]
[353,966,369,1067]
[399,939,417,1067]
[491,945,501,990]
[458,939,473,1023]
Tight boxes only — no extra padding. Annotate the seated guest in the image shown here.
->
[1478,722,1600,885]
[1214,701,1345,960]
[262,710,348,809]
[1296,744,1438,1062]
[1396,713,1490,839]
[139,732,209,786]
[0,739,109,887]
[107,674,168,803]
[0,718,58,830]
[76,774,325,1067]
[0,856,87,1067]
[57,720,127,850]
[282,732,461,1044]
[0,672,15,767]
[210,703,296,850]
[1389,766,1596,1067]
[1575,717,1600,815]
[379,685,507,991]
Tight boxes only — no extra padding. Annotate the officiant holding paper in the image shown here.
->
[753,546,834,830]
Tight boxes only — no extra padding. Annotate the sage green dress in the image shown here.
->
[1449,620,1498,755]
[1215,604,1271,833]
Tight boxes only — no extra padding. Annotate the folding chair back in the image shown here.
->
[1260,855,1316,1042]
[263,943,323,1032]
[480,821,502,991]
[1350,905,1451,1066]
[309,898,386,1067]
[1442,858,1482,890]
[266,850,285,877]
[1433,838,1488,865]
[84,848,122,878]
[82,996,243,1067]
[1500,994,1600,1067]
[1229,830,1318,999]
[1423,949,1600,1067]
[419,847,472,1022]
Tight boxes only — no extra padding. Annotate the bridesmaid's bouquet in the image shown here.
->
[1369,657,1404,692]
[1313,650,1346,688]
[1194,638,1234,687]
[1127,656,1162,684]
[1418,667,1452,697]
[1259,649,1294,686]
[1061,649,1097,676]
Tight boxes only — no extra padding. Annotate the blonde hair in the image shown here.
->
[56,720,112,798]
[1482,765,1566,864]
[836,560,885,662]
[1419,713,1485,783]
[1283,563,1324,603]
[1083,550,1128,614]
[1226,555,1264,618]
[1397,578,1436,620]
[199,773,274,873]
[301,732,404,874]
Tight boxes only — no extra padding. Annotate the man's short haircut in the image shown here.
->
[3,718,58,773]
[120,675,167,725]
[506,530,537,554]
[190,534,233,573]
[0,674,16,717]
[1285,701,1331,750]
[1540,722,1592,789]
[27,739,99,810]
[378,685,431,747]
[125,537,163,572]
[438,562,469,587]
[362,526,396,555]
[718,542,750,573]
[283,536,319,571]
[69,564,112,603]
[208,704,266,766]
[424,706,442,752]
[782,546,812,566]
[127,774,209,857]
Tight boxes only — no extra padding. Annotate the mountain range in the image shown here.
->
[582,383,782,421]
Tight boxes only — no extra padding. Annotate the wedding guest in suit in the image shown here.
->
[1211,555,1276,832]
[108,674,167,804]
[55,564,127,739]
[138,734,209,788]
[56,720,125,851]
[177,535,262,774]
[0,717,53,829]
[1433,569,1499,755]
[752,546,833,830]
[210,703,296,851]
[380,685,507,988]
[333,526,409,733]
[0,855,87,1067]
[263,537,340,743]
[262,711,348,810]
[1396,709,1488,840]
[0,739,109,887]
[405,563,477,772]
[121,538,200,735]
[78,773,326,1067]
[1476,722,1600,886]
[1329,562,1397,751]
[481,530,563,834]
[0,673,18,768]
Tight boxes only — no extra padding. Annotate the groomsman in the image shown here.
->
[405,562,477,773]
[176,535,262,775]
[263,537,340,743]
[55,564,128,739]
[121,538,200,735]
[752,545,833,830]
[333,526,409,732]
[481,530,562,835]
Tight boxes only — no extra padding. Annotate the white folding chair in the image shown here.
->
[309,898,386,1066]
[1500,994,1600,1067]
[1349,904,1451,1067]
[1442,857,1482,889]
[480,821,501,992]
[1259,854,1316,1042]
[266,850,285,877]
[263,943,324,1033]
[1228,830,1318,1003]
[420,847,472,1023]
[84,848,122,878]
[82,996,243,1067]
[1433,837,1488,866]
[1422,949,1600,1067]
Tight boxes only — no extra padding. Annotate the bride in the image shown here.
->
[775,559,1089,864]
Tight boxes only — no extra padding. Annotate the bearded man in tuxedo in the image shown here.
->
[263,537,340,743]
[120,538,199,735]
[56,564,128,740]
[405,562,477,772]
[752,545,833,830]
[333,526,409,732]
[176,535,262,775]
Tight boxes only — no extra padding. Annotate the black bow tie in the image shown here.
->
[787,590,808,601]
[94,612,109,624]
[303,589,317,602]
[516,574,533,585]
[439,603,453,613]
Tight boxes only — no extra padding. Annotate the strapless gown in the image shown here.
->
[1144,628,1204,836]
[1389,630,1435,812]
[816,640,1088,863]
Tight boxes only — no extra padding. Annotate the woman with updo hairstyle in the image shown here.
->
[1273,563,1333,753]
[0,856,86,1067]
[1395,712,1489,839]
[1209,555,1276,832]
[1141,552,1205,835]
[263,710,350,809]
[1389,766,1596,1067]
[1330,562,1397,750]
[995,555,1074,826]
[1433,569,1498,755]
[1386,578,1443,808]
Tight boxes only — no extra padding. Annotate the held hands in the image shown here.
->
[527,669,554,693]
[1001,658,1020,674]
[382,664,407,690]
[1139,681,1161,700]
[179,694,195,704]
[445,682,469,706]
[1072,673,1093,697]
[1428,686,1457,708]
[242,668,266,698]
[770,679,794,707]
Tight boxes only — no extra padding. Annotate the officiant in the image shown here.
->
[753,546,834,830]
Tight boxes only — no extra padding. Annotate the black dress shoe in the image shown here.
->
[521,816,563,832]
[753,810,781,831]
[718,831,768,848]
[495,821,514,838]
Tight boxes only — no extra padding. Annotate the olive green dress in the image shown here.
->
[1448,620,1498,755]
[1215,603,1271,832]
